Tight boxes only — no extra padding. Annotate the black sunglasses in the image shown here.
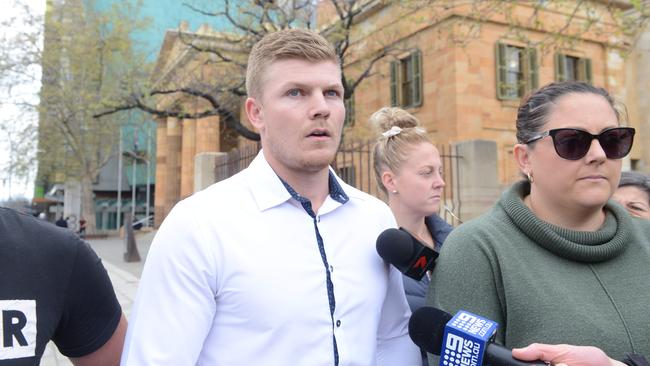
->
[525,127,635,160]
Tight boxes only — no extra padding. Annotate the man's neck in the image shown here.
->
[278,167,331,214]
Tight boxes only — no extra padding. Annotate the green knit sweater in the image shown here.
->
[426,180,650,360]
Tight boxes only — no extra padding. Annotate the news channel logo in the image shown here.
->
[439,310,498,366]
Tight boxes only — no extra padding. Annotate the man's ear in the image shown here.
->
[513,143,531,173]
[381,170,397,193]
[245,97,263,132]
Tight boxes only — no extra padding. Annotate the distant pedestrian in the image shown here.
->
[55,215,68,228]
[78,218,87,238]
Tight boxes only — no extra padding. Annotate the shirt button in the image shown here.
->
[329,265,334,273]
[336,320,341,327]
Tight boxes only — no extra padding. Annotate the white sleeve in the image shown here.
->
[376,264,421,366]
[121,200,218,365]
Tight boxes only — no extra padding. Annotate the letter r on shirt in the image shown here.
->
[0,300,36,360]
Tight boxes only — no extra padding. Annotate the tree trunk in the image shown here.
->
[80,174,97,235]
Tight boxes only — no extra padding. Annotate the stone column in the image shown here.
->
[180,118,197,199]
[154,117,168,228]
[196,115,220,154]
[194,152,227,193]
[453,140,501,221]
[165,117,182,217]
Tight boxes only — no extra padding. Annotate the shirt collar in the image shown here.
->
[246,150,349,212]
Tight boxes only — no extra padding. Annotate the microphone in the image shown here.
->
[409,307,548,366]
[376,228,438,280]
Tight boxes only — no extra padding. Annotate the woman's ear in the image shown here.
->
[381,170,397,193]
[513,143,531,174]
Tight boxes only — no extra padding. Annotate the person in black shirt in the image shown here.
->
[0,207,126,365]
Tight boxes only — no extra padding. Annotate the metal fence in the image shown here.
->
[214,139,463,225]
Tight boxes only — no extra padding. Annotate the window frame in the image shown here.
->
[555,53,592,84]
[496,42,538,100]
[390,49,422,108]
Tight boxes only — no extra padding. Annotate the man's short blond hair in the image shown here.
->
[246,28,340,99]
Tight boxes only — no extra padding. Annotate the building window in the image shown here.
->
[344,97,355,127]
[555,54,592,83]
[338,166,356,186]
[390,49,422,108]
[496,42,538,100]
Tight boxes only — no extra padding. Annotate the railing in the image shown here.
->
[214,139,463,224]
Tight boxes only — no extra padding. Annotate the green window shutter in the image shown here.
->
[412,49,422,107]
[527,48,538,92]
[390,61,398,106]
[344,97,355,127]
[579,58,592,84]
[555,53,567,82]
[496,42,507,100]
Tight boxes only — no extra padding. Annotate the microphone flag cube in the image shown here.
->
[439,310,498,366]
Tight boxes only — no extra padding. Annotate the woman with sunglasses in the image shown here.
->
[426,81,650,363]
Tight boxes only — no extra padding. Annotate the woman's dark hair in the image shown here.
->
[516,81,622,144]
[619,171,650,205]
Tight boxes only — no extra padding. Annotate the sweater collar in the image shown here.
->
[498,180,632,263]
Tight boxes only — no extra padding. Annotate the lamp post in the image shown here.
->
[122,149,148,226]
[116,129,123,231]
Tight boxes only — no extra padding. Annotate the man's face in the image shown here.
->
[245,59,345,178]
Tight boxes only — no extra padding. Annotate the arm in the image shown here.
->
[376,264,422,366]
[53,239,125,362]
[512,343,628,366]
[120,200,218,365]
[71,314,127,366]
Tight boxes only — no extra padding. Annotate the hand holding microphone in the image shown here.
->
[409,307,548,366]
[513,344,637,366]
[376,228,438,280]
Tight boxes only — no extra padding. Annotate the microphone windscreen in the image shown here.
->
[376,228,414,266]
[408,307,453,354]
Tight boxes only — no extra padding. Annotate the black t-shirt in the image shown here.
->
[0,207,122,365]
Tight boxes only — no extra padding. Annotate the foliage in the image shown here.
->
[35,0,151,232]
[95,0,413,141]
[95,0,649,142]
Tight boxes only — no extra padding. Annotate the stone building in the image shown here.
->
[150,1,645,225]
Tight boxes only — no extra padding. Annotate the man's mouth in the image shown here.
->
[307,129,330,138]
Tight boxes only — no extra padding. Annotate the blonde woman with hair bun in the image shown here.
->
[372,107,452,366]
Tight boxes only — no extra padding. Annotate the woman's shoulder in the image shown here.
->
[629,215,650,236]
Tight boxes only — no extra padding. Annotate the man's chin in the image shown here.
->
[300,153,337,172]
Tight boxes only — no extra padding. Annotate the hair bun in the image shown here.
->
[370,107,420,133]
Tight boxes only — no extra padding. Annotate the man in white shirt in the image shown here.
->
[121,28,420,366]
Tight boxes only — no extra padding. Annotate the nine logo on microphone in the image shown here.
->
[440,310,497,366]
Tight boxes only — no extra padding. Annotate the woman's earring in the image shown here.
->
[391,190,398,194]
[526,171,534,184]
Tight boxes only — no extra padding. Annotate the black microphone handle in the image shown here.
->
[485,343,549,366]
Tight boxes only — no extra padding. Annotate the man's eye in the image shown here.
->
[287,89,302,97]
[325,90,340,97]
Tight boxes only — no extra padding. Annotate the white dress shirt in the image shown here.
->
[121,151,420,365]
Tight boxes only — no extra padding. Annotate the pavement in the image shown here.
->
[39,230,155,366]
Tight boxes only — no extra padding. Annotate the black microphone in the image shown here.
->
[376,228,438,280]
[409,307,548,366]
